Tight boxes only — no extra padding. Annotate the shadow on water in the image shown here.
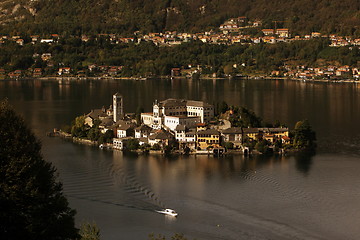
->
[294,150,316,176]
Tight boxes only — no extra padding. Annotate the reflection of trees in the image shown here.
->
[294,150,315,176]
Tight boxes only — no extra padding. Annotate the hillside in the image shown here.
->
[1,0,360,35]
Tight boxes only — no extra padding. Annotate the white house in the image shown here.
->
[164,115,201,131]
[116,124,134,138]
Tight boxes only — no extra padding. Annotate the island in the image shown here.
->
[56,93,316,155]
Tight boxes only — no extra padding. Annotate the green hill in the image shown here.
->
[1,0,360,36]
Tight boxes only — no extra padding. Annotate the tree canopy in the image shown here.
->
[0,100,78,240]
[293,119,317,150]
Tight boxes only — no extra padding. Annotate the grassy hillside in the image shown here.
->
[1,0,360,36]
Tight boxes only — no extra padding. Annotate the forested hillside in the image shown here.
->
[1,0,360,36]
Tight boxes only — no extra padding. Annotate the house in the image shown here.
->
[276,29,289,38]
[243,128,261,141]
[311,32,321,38]
[221,127,243,147]
[196,129,221,150]
[267,128,289,139]
[175,125,187,142]
[135,125,152,138]
[148,130,174,147]
[171,68,181,77]
[99,117,115,133]
[85,109,109,127]
[40,39,54,44]
[262,29,275,36]
[282,136,291,144]
[264,134,275,143]
[58,67,71,75]
[8,70,22,78]
[16,39,24,46]
[33,68,42,77]
[164,115,201,131]
[113,137,133,150]
[116,124,134,138]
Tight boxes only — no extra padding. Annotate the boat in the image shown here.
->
[156,208,178,217]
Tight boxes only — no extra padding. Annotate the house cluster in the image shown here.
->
[279,65,360,80]
[1,16,359,49]
[88,94,290,153]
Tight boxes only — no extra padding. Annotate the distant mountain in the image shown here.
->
[1,0,360,36]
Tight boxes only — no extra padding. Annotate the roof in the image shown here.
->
[186,100,212,108]
[100,117,114,127]
[149,131,173,140]
[222,127,242,134]
[268,128,289,133]
[243,128,260,134]
[157,98,213,108]
[86,109,108,119]
[175,125,186,131]
[117,124,133,131]
[197,129,220,135]
[135,125,152,132]
[141,112,153,116]
[159,99,187,107]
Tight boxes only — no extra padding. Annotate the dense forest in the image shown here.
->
[1,37,359,77]
[1,0,360,36]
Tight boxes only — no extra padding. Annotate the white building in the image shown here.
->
[164,115,201,131]
[113,138,125,150]
[141,98,214,130]
[116,124,134,138]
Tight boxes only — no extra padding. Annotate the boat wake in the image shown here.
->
[61,155,167,213]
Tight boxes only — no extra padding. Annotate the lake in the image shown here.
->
[1,78,360,239]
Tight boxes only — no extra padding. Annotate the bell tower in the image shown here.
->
[113,93,123,122]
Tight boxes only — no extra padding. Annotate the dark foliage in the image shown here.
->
[3,0,360,36]
[0,100,78,240]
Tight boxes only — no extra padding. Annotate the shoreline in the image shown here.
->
[49,130,304,157]
[1,74,359,84]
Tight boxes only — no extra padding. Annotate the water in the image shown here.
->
[1,78,360,239]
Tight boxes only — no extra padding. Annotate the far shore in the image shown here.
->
[2,74,359,84]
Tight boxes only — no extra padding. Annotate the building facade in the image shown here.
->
[141,98,214,130]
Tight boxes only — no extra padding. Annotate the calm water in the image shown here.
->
[1,78,360,240]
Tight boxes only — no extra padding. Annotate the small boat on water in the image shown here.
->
[156,208,178,217]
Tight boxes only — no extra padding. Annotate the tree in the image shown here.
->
[255,139,270,154]
[125,138,140,151]
[219,101,229,114]
[98,129,114,144]
[293,119,316,150]
[71,115,88,138]
[0,100,78,240]
[79,222,100,240]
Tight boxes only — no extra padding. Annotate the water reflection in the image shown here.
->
[121,153,297,181]
[294,151,315,176]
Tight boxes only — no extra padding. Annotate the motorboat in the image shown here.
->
[156,208,178,217]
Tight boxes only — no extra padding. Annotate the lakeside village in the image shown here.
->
[55,93,315,156]
[2,16,360,81]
